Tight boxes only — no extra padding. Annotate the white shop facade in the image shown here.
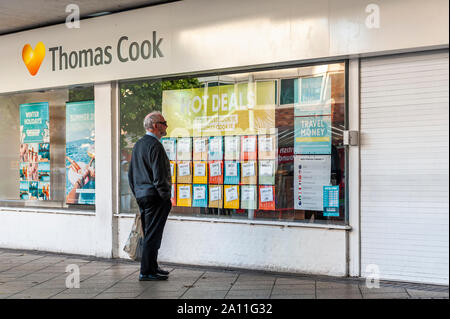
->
[0,0,448,285]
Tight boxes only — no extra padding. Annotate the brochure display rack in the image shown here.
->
[162,134,279,211]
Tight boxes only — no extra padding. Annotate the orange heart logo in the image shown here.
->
[22,42,46,76]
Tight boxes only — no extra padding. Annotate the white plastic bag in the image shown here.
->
[123,213,144,261]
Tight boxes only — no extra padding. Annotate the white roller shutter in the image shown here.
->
[360,50,449,285]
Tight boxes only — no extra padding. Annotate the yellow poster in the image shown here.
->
[177,184,192,207]
[162,81,276,137]
[224,185,240,209]
[193,161,208,184]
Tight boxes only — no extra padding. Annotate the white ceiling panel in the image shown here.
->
[0,0,179,35]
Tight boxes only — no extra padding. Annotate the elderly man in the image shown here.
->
[128,111,172,281]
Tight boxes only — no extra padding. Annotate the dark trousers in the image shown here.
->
[136,195,172,275]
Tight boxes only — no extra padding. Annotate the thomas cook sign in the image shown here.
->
[48,31,163,72]
[22,31,164,76]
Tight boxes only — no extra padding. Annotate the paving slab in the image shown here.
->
[136,291,184,299]
[191,283,234,291]
[0,282,35,294]
[197,275,237,282]
[103,286,150,293]
[270,294,316,299]
[52,288,105,295]
[231,282,274,290]
[181,289,229,299]
[0,270,35,279]
[139,287,188,297]
[202,271,239,278]
[169,269,205,276]
[50,293,100,299]
[317,294,363,299]
[359,285,407,294]
[94,292,142,299]
[316,281,360,289]
[76,281,117,289]
[406,289,449,299]
[8,287,66,299]
[0,248,448,300]
[140,283,192,293]
[14,272,60,283]
[362,292,410,299]
[225,289,272,299]
[271,284,316,295]
[275,278,316,285]
[236,274,277,281]
[316,290,363,299]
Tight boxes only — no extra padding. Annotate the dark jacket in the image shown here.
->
[128,134,171,201]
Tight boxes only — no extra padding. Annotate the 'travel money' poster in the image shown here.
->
[19,102,50,200]
[65,101,95,205]
[294,116,332,155]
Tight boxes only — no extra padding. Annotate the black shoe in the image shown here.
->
[139,273,168,281]
[157,267,170,275]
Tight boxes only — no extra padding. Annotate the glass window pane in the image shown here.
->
[280,78,296,105]
[0,85,95,210]
[119,62,347,225]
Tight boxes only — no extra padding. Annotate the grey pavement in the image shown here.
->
[0,248,448,300]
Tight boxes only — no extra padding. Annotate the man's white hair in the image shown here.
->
[143,111,162,131]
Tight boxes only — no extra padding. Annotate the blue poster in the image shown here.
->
[224,161,240,185]
[192,184,208,207]
[323,185,339,216]
[65,101,95,205]
[19,102,51,200]
[294,116,332,155]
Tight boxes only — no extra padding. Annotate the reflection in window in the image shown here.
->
[0,85,95,210]
[119,63,347,225]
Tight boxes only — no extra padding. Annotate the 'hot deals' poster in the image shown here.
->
[65,101,95,205]
[19,102,50,200]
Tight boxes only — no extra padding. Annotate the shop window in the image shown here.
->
[119,62,347,225]
[280,78,296,105]
[0,85,95,210]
